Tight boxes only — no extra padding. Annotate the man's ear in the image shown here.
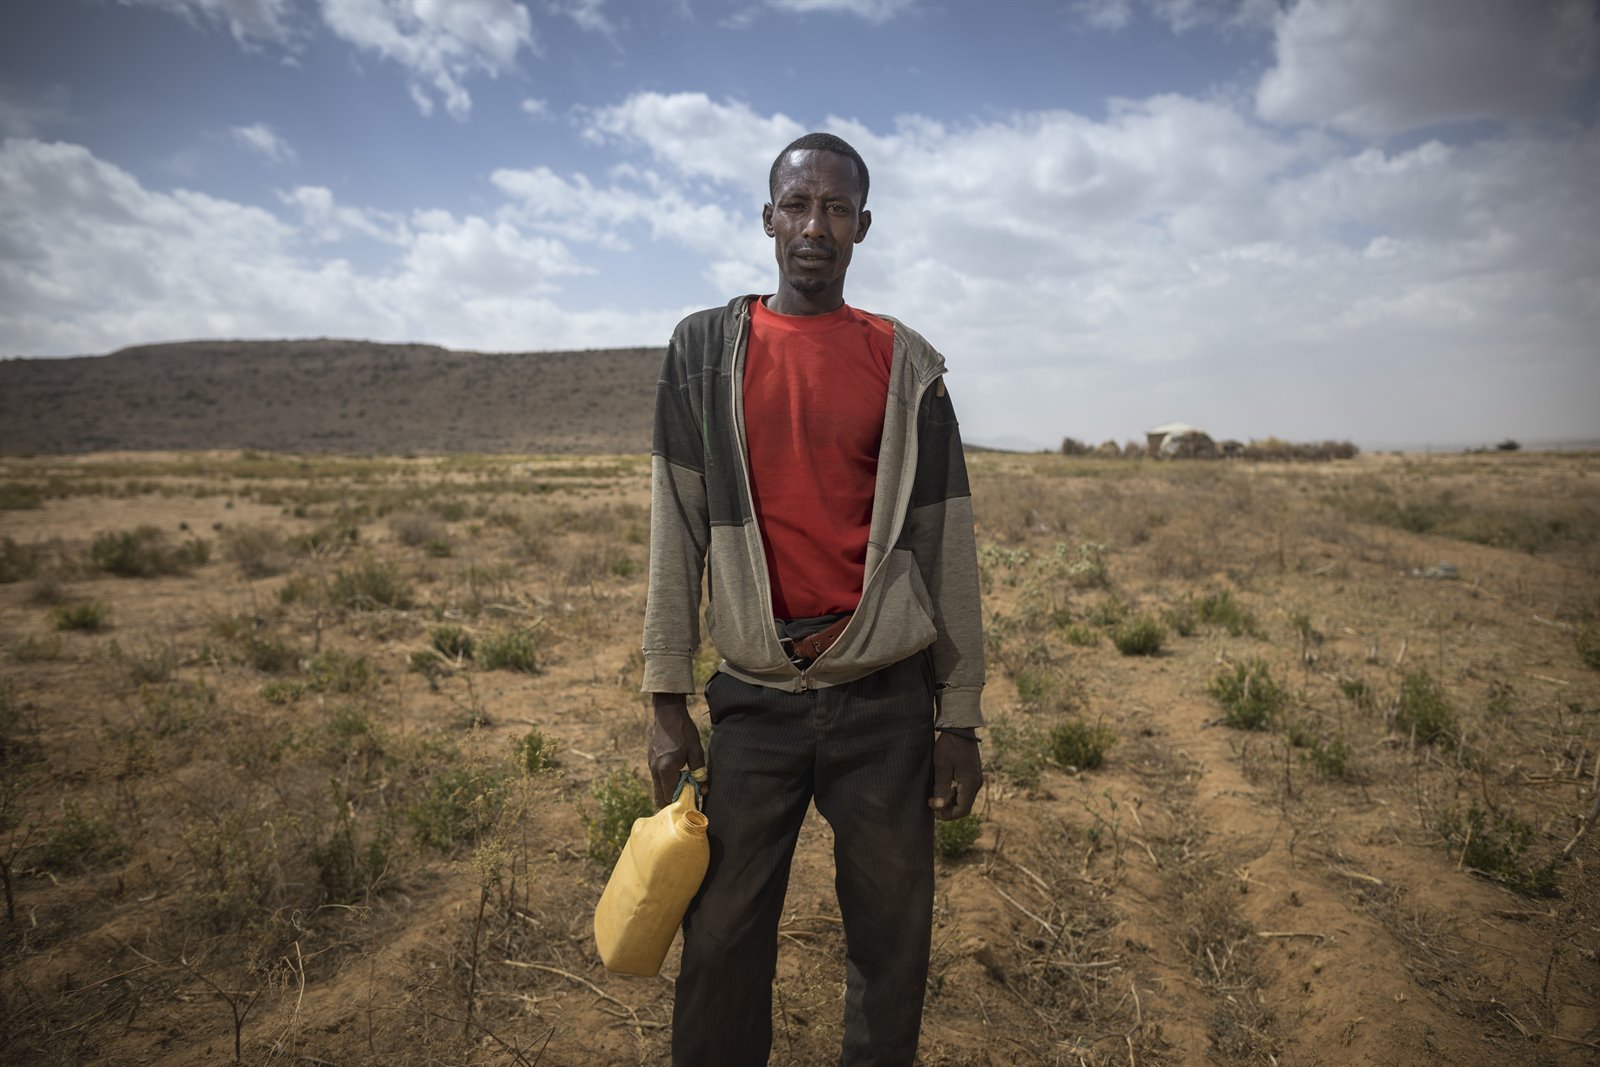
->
[855,208,872,244]
[762,203,775,237]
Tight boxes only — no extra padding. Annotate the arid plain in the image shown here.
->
[1,342,1597,1066]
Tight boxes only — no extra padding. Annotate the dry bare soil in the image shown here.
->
[1,449,1597,1066]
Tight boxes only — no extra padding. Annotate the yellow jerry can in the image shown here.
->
[594,770,709,976]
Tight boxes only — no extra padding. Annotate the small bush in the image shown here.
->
[1308,736,1350,778]
[288,519,359,556]
[1195,590,1257,636]
[389,511,445,548]
[986,719,1044,787]
[313,802,393,905]
[221,524,287,578]
[0,537,40,583]
[407,766,508,852]
[1435,805,1559,898]
[585,769,654,866]
[1047,719,1116,770]
[1061,623,1100,648]
[244,635,298,673]
[934,814,982,859]
[331,559,413,610]
[1162,602,1197,637]
[1577,626,1600,671]
[515,728,557,773]
[430,624,475,662]
[52,600,109,632]
[36,800,126,874]
[1395,670,1458,747]
[1208,660,1286,730]
[1338,676,1373,710]
[1111,616,1164,655]
[1063,542,1110,588]
[307,650,373,694]
[90,527,195,578]
[1084,594,1129,628]
[480,628,540,673]
[260,679,305,705]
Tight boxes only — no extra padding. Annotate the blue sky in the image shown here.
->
[2,0,1597,450]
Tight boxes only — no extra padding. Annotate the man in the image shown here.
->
[642,132,984,1067]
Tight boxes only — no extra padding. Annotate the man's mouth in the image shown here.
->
[792,245,833,262]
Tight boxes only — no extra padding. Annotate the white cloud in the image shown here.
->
[552,0,617,37]
[231,122,296,164]
[1076,0,1132,32]
[4,76,1597,446]
[1148,0,1275,35]
[520,97,549,117]
[765,0,913,23]
[584,92,805,186]
[318,0,536,120]
[1258,0,1600,138]
[121,0,301,49]
[0,137,645,355]
[281,186,409,245]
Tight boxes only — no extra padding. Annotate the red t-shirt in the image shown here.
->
[743,298,895,620]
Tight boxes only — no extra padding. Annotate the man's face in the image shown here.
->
[762,150,871,308]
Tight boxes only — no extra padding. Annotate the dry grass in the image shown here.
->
[0,448,1596,1066]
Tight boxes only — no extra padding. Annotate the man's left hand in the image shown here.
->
[928,732,983,820]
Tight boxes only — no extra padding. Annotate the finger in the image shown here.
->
[947,771,981,820]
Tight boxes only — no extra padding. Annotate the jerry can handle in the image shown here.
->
[672,767,708,807]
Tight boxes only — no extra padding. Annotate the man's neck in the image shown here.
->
[765,285,846,317]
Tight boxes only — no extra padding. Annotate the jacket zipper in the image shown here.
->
[726,302,792,679]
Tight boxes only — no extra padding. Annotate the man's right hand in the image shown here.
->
[648,693,707,808]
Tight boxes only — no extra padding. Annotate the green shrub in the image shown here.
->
[389,511,445,548]
[515,728,557,773]
[934,814,982,859]
[986,719,1044,788]
[1060,623,1100,647]
[260,679,305,705]
[1207,660,1286,730]
[585,769,654,866]
[307,650,373,694]
[51,600,109,632]
[1162,602,1197,637]
[429,624,475,661]
[1111,616,1164,655]
[1047,719,1116,770]
[288,519,359,556]
[90,526,195,578]
[1395,670,1458,747]
[1062,541,1110,588]
[1577,626,1600,671]
[13,634,62,661]
[330,559,413,610]
[1195,590,1257,636]
[36,800,126,874]
[1308,737,1350,778]
[407,766,508,852]
[1338,676,1373,710]
[1435,806,1558,898]
[480,628,540,673]
[244,635,298,673]
[1084,594,1129,628]
[0,537,40,583]
[313,800,393,905]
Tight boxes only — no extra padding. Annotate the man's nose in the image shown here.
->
[802,205,828,238]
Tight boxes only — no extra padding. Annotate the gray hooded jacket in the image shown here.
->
[641,295,984,729]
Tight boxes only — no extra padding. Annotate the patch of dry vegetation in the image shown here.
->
[0,447,1595,1066]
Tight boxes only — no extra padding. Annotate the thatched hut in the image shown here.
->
[1146,422,1218,460]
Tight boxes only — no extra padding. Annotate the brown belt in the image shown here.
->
[786,614,853,663]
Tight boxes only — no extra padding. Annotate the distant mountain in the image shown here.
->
[0,339,664,455]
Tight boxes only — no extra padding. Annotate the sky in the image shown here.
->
[1,0,1597,452]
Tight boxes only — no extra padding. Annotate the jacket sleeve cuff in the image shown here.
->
[933,685,984,729]
[642,650,695,694]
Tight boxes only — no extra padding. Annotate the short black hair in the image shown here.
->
[768,132,870,208]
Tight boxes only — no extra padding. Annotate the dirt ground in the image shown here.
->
[1,449,1596,1066]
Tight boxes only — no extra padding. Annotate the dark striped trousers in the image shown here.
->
[671,653,936,1067]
